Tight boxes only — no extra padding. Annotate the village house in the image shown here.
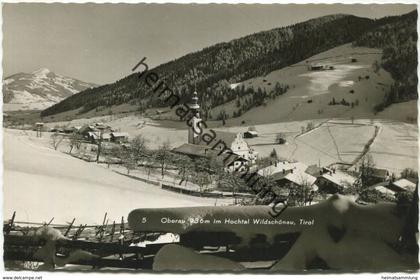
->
[258,161,308,177]
[367,167,390,183]
[315,168,358,194]
[305,164,323,177]
[172,143,249,172]
[244,130,258,139]
[78,124,129,144]
[371,178,416,198]
[195,130,257,164]
[63,126,79,134]
[87,131,100,143]
[78,124,96,138]
[373,183,396,197]
[388,178,416,193]
[307,63,334,71]
[110,132,129,144]
[258,161,318,191]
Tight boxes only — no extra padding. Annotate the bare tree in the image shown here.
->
[145,152,156,179]
[218,172,247,204]
[119,147,136,175]
[400,168,418,179]
[306,122,314,132]
[155,141,172,178]
[270,148,279,160]
[68,133,83,154]
[174,154,193,185]
[359,153,375,187]
[131,135,148,164]
[51,131,64,150]
[276,132,286,144]
[194,172,212,195]
[95,129,106,163]
[284,175,314,207]
[104,145,120,168]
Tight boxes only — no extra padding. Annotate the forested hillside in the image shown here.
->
[354,10,417,112]
[41,12,416,118]
[41,14,377,117]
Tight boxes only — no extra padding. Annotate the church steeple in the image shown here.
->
[188,91,202,145]
[189,91,200,111]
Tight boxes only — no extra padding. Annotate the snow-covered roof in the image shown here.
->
[198,130,239,147]
[284,171,317,187]
[369,168,389,179]
[87,131,99,139]
[245,131,258,135]
[392,179,416,192]
[375,186,395,196]
[320,171,357,188]
[111,132,129,138]
[258,161,308,177]
[102,133,112,140]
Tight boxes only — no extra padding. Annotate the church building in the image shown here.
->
[173,91,257,172]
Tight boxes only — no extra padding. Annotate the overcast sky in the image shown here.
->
[3,3,416,84]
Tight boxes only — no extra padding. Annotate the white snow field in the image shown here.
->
[3,129,223,225]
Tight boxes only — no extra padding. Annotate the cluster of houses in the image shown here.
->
[257,159,416,199]
[171,91,416,200]
[49,123,130,144]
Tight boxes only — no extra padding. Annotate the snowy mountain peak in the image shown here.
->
[3,69,96,111]
[32,68,52,78]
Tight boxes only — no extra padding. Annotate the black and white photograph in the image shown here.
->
[1,1,419,275]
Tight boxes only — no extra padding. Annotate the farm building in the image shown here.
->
[366,167,390,184]
[258,161,308,177]
[102,133,112,142]
[172,143,249,172]
[50,127,64,133]
[270,169,317,190]
[87,131,100,143]
[244,130,258,138]
[258,161,317,190]
[78,125,96,137]
[307,64,334,71]
[315,169,357,194]
[110,132,129,143]
[389,178,416,192]
[63,127,79,134]
[305,164,323,177]
[87,132,114,143]
[370,178,416,198]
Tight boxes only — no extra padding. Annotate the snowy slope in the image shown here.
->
[3,129,222,224]
[3,68,96,111]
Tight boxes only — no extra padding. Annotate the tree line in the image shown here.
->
[354,10,417,112]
